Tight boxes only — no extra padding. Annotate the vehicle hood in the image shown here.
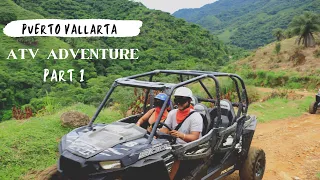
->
[64,122,147,159]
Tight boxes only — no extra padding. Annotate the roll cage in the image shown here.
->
[87,70,249,145]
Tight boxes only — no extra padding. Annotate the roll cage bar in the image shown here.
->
[87,70,249,144]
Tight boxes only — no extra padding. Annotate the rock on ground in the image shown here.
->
[60,111,90,128]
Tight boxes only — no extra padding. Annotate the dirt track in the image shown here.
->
[228,113,320,180]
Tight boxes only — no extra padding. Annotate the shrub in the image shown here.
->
[16,37,38,46]
[1,110,12,121]
[257,70,266,79]
[286,82,302,89]
[0,11,17,25]
[261,89,289,102]
[246,86,260,103]
[274,42,281,55]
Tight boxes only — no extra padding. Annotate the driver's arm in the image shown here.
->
[170,131,200,142]
[170,112,203,142]
[159,110,174,134]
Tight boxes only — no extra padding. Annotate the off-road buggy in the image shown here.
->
[309,89,320,114]
[57,70,266,180]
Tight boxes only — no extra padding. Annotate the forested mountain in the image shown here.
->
[173,0,320,49]
[0,0,241,120]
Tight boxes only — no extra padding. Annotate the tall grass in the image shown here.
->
[222,65,320,89]
[0,103,121,180]
[249,96,313,122]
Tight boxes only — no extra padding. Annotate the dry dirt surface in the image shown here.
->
[227,113,320,180]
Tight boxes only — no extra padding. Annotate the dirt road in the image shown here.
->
[228,113,320,180]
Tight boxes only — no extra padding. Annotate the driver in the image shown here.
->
[136,93,170,132]
[159,87,203,180]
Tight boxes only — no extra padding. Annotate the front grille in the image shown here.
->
[60,156,96,179]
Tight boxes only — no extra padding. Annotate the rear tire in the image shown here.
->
[309,102,317,114]
[239,146,266,180]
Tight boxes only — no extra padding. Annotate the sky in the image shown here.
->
[133,0,217,14]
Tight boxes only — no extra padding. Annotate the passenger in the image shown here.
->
[159,87,203,180]
[136,93,170,132]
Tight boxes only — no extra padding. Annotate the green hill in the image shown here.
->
[0,0,80,120]
[222,36,320,89]
[173,0,320,49]
[0,0,241,121]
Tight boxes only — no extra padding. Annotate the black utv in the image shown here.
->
[309,89,320,114]
[57,70,266,180]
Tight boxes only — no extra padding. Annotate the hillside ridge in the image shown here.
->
[173,0,320,49]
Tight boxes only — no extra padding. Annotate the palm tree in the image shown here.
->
[289,12,320,47]
[272,28,285,41]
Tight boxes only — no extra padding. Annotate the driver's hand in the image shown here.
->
[170,130,183,138]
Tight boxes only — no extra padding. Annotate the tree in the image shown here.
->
[272,28,285,41]
[274,42,281,55]
[289,12,320,47]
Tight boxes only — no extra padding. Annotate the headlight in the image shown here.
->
[99,161,121,170]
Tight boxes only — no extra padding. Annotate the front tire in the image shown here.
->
[309,102,317,114]
[239,146,266,180]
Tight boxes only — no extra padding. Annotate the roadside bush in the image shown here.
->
[274,42,281,55]
[286,82,302,89]
[234,65,320,89]
[0,110,12,121]
[270,89,289,99]
[257,70,266,79]
[246,86,260,103]
[261,89,289,102]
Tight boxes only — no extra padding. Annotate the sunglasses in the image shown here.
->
[174,96,190,105]
[154,99,164,107]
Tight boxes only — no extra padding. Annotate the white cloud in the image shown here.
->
[133,0,217,14]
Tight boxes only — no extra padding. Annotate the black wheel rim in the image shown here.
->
[255,158,264,177]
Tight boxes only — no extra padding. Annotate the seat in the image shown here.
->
[209,99,236,128]
[191,95,198,106]
[194,103,210,135]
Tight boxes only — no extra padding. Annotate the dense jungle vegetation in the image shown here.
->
[0,0,249,121]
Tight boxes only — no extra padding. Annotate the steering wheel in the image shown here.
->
[149,121,172,130]
[157,122,172,131]
[154,122,176,144]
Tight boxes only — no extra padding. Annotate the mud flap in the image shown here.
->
[239,116,257,163]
